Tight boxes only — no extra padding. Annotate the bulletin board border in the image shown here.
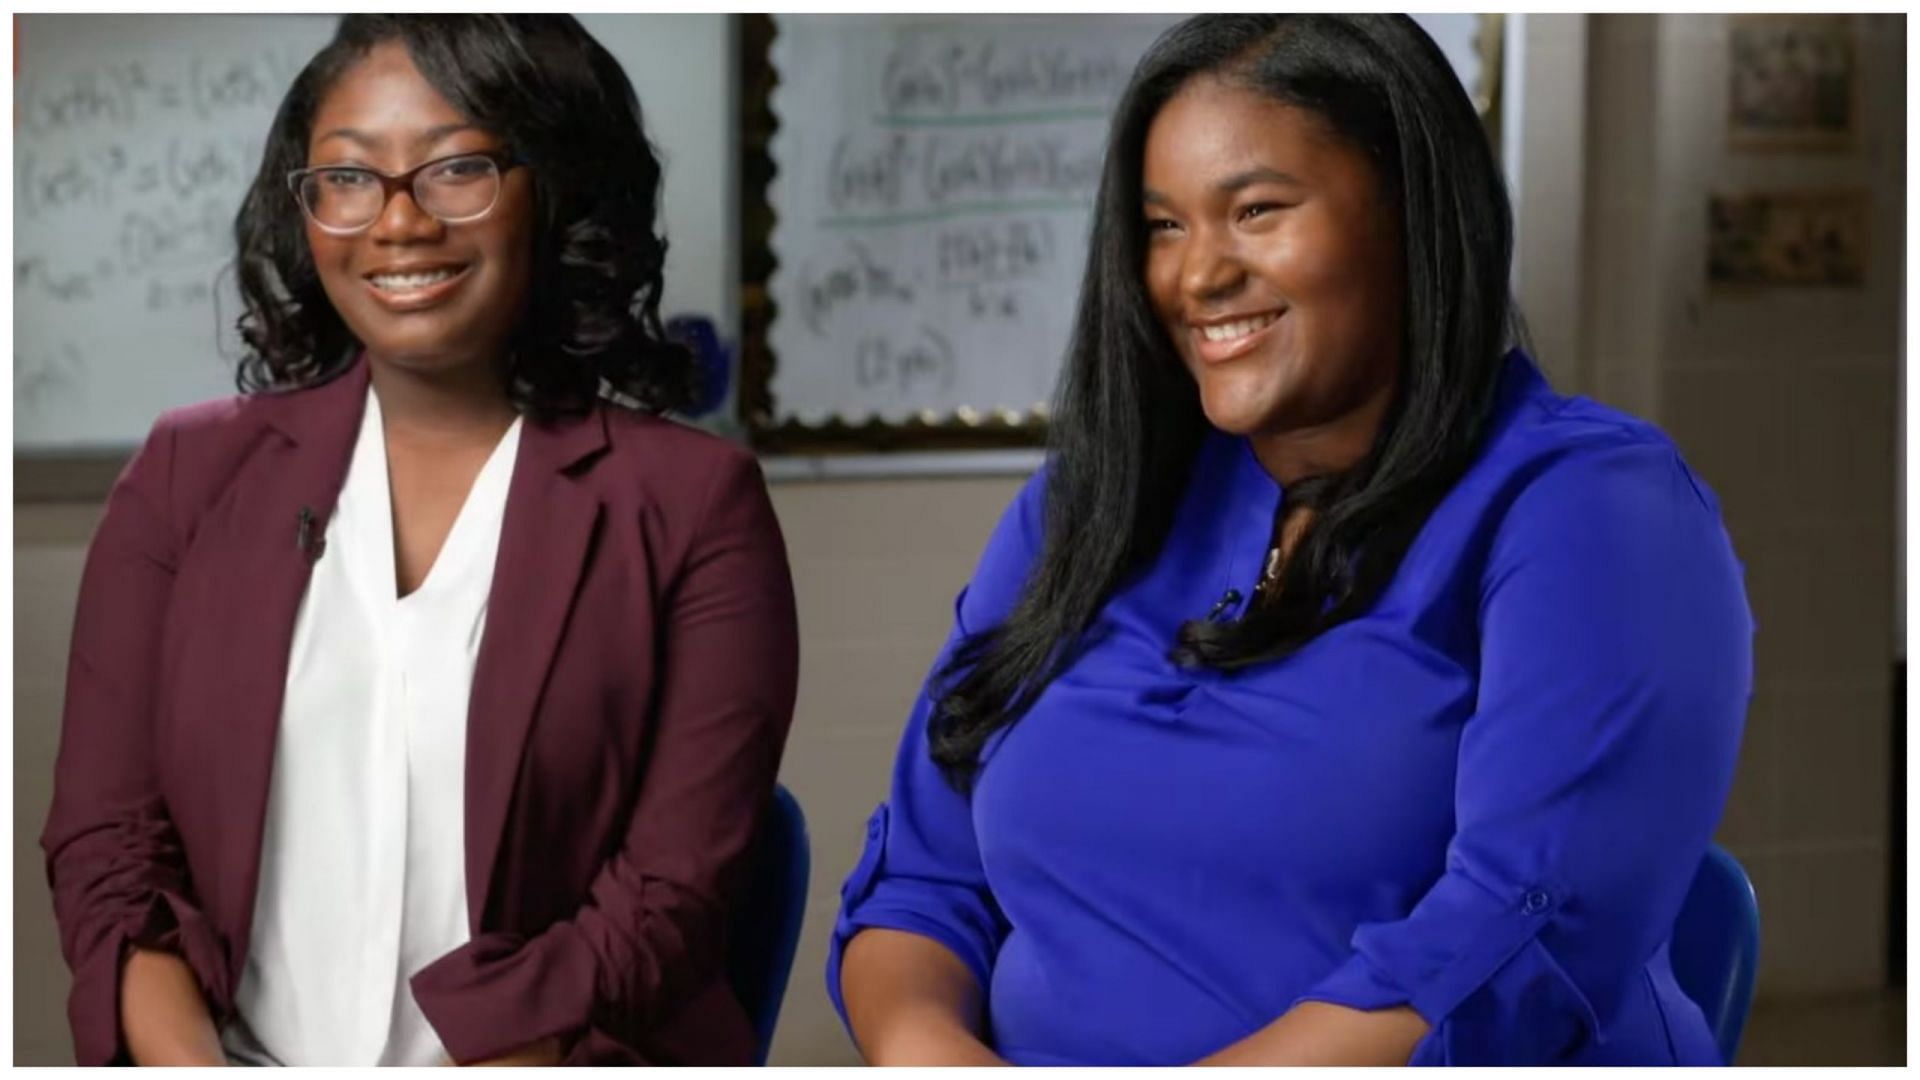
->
[736,14,1049,455]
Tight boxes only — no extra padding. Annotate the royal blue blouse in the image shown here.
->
[827,351,1753,1065]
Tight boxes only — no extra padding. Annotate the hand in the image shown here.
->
[121,947,227,1066]
[454,1036,565,1067]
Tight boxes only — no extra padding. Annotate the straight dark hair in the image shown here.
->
[232,14,694,417]
[928,14,1522,790]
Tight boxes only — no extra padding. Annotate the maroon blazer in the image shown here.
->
[41,359,800,1065]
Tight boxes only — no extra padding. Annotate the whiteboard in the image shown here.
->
[764,14,1489,428]
[13,14,738,453]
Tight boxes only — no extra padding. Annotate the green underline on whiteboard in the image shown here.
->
[820,199,1084,229]
[872,108,1108,127]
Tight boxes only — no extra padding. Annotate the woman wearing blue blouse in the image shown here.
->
[828,14,1751,1068]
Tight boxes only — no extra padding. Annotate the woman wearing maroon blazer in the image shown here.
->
[41,15,798,1066]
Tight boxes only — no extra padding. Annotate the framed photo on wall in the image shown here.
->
[1706,189,1869,289]
[1727,14,1856,152]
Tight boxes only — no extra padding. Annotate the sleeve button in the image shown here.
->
[1523,889,1552,915]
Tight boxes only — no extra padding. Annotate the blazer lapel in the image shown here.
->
[464,407,608,929]
[209,361,371,969]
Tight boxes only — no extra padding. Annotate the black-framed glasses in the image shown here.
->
[287,150,525,235]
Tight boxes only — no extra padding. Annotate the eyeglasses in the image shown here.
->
[287,150,525,235]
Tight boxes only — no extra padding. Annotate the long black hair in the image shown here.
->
[928,15,1522,789]
[232,14,694,416]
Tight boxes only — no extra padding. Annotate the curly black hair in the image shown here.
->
[231,14,694,416]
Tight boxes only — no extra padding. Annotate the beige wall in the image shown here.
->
[13,11,1904,1067]
[15,505,100,1068]
[762,476,1025,1065]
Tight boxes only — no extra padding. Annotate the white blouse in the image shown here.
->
[223,389,523,1066]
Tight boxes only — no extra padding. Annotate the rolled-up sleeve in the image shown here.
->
[825,469,1047,1031]
[1295,442,1753,1064]
[41,414,233,1066]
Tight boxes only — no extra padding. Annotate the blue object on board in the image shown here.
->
[666,313,733,418]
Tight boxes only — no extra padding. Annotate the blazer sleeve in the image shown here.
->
[41,413,232,1066]
[1292,442,1754,1063]
[824,468,1047,1034]
[409,448,800,1064]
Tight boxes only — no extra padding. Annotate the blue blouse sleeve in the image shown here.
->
[1293,442,1753,1064]
[824,468,1048,1034]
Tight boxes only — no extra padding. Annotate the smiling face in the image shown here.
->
[303,40,534,377]
[1143,75,1404,473]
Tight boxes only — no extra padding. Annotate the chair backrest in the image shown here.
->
[725,784,812,1066]
[1668,843,1760,1065]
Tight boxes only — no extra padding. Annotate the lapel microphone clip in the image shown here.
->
[296,506,326,564]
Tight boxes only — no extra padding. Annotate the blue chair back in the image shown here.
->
[725,784,811,1066]
[1668,843,1760,1064]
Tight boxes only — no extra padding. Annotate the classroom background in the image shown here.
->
[12,13,1907,1066]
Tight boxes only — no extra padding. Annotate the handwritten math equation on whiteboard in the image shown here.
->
[14,15,334,450]
[766,15,1177,428]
